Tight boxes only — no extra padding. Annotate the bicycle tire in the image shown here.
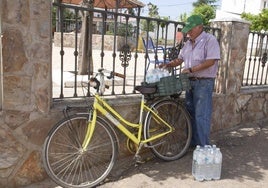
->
[144,99,192,161]
[42,114,118,188]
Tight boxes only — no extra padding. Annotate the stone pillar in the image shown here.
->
[0,0,52,187]
[209,18,251,130]
[211,18,250,94]
[1,0,52,113]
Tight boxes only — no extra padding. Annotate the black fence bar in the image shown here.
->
[52,2,222,99]
[243,31,268,86]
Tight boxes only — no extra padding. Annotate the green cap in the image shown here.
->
[181,15,203,33]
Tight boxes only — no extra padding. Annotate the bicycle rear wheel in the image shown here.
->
[144,99,192,161]
[42,114,118,188]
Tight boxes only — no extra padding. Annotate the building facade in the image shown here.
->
[216,0,268,18]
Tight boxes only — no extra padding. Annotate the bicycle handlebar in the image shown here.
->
[98,68,125,79]
[112,72,125,79]
[89,68,125,95]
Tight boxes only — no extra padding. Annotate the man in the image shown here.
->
[160,15,220,147]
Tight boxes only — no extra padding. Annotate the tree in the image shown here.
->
[193,0,218,8]
[52,7,81,32]
[78,0,94,75]
[147,2,159,17]
[160,16,169,39]
[108,22,134,36]
[178,0,218,23]
[241,9,268,31]
[192,4,216,26]
[126,8,136,16]
[141,3,159,32]
[178,13,188,22]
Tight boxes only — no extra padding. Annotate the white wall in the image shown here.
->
[221,0,245,14]
[217,0,267,19]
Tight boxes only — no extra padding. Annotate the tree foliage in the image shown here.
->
[193,0,218,8]
[192,4,216,26]
[148,2,159,17]
[52,7,80,30]
[141,3,159,32]
[241,9,268,31]
[160,16,169,39]
[179,0,218,23]
[179,13,188,22]
[108,23,134,36]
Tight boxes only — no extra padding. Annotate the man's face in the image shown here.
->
[186,25,203,40]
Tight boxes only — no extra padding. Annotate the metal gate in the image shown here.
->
[243,31,268,86]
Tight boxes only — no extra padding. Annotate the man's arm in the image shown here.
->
[182,59,216,73]
[159,58,183,68]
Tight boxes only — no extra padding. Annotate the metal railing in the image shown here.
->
[52,2,221,99]
[243,31,268,86]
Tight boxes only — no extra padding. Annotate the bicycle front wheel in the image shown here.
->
[42,114,118,188]
[144,99,192,161]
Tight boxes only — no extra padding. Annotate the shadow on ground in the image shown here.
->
[23,119,268,188]
[99,119,268,187]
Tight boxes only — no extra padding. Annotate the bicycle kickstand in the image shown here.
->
[134,143,145,165]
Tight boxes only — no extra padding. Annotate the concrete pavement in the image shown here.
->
[22,118,268,188]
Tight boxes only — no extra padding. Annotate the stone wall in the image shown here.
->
[0,0,52,187]
[0,1,268,188]
[212,90,268,131]
[53,32,137,51]
[209,18,268,129]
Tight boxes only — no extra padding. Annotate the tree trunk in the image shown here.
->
[78,1,94,75]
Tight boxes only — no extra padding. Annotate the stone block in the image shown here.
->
[0,125,25,171]
[12,151,46,187]
[3,76,32,109]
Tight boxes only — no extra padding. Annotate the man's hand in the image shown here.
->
[182,68,191,74]
[158,63,167,69]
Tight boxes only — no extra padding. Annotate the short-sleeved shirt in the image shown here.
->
[178,31,220,78]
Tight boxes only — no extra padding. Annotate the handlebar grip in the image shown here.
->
[113,72,125,78]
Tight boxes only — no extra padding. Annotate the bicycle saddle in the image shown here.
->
[135,85,157,94]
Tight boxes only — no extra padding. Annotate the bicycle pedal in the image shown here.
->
[134,155,145,164]
[135,159,145,164]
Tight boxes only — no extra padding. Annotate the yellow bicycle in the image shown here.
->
[42,68,192,188]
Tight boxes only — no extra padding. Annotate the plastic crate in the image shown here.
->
[142,74,191,97]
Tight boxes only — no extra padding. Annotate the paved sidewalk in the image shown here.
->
[23,118,268,188]
[52,46,146,98]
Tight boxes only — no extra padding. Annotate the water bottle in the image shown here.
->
[146,69,152,83]
[195,148,205,181]
[154,69,161,83]
[192,145,200,177]
[146,68,169,83]
[164,69,170,77]
[203,145,209,180]
[211,144,217,179]
[155,68,160,79]
[205,147,214,180]
[155,68,161,82]
[145,73,151,83]
[213,148,222,180]
[146,69,157,83]
[160,68,169,78]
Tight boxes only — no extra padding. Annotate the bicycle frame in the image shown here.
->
[82,93,174,150]
[43,68,192,188]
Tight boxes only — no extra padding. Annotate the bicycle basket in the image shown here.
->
[141,74,191,98]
